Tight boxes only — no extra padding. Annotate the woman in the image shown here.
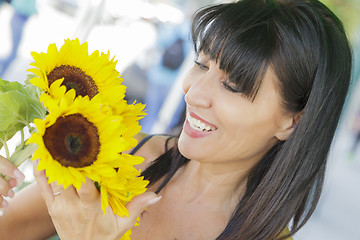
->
[0,0,352,239]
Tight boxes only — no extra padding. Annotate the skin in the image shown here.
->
[0,54,298,240]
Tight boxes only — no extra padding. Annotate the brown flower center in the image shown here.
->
[47,65,99,98]
[43,114,100,168]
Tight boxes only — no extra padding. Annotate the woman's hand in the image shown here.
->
[33,159,161,240]
[0,155,25,208]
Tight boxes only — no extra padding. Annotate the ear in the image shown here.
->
[275,111,302,141]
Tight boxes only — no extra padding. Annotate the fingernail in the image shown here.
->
[7,189,14,199]
[1,199,8,208]
[13,169,25,186]
[146,196,162,206]
[8,179,17,188]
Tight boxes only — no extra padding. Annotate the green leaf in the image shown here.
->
[0,91,29,131]
[24,82,42,100]
[0,123,22,141]
[0,129,16,150]
[0,78,46,167]
[0,79,28,95]
[24,83,47,120]
[0,79,46,134]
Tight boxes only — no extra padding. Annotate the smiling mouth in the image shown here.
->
[187,112,217,132]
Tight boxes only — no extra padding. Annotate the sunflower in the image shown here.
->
[111,100,146,151]
[26,88,133,190]
[28,38,126,104]
[100,162,148,240]
[121,230,132,240]
[89,92,146,153]
[99,154,148,216]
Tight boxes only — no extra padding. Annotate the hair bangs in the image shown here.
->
[191,2,278,100]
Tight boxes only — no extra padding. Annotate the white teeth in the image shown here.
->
[187,113,216,132]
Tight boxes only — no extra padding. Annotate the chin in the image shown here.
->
[177,131,194,159]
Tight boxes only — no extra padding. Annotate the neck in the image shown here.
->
[176,159,251,206]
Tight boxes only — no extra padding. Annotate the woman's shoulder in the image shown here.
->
[125,133,176,171]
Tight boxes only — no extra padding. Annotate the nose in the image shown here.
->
[182,71,212,108]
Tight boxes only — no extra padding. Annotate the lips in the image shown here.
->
[187,112,217,132]
[183,110,217,138]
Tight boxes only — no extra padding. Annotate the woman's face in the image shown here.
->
[178,53,294,168]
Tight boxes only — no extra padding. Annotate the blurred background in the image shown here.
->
[0,0,359,239]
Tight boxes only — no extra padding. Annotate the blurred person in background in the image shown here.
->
[0,0,11,7]
[123,1,198,134]
[0,0,37,78]
[139,19,191,133]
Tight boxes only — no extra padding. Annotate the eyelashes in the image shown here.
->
[193,59,244,95]
[222,81,241,93]
[194,60,208,70]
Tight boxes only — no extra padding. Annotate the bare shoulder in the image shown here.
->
[125,133,176,172]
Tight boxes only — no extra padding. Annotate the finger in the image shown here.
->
[7,178,17,188]
[51,181,78,201]
[50,181,65,196]
[0,177,14,198]
[33,159,55,205]
[125,192,161,224]
[77,177,99,204]
[0,197,8,208]
[0,155,25,186]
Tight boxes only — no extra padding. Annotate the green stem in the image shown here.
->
[10,143,37,167]
[3,141,10,159]
[25,121,32,131]
[19,128,25,149]
[19,118,32,131]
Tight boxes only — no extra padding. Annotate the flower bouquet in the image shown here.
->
[1,38,148,240]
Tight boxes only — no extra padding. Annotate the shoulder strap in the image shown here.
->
[164,136,175,152]
[129,134,175,155]
[129,135,155,155]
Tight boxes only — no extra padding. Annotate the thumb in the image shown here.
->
[126,192,161,223]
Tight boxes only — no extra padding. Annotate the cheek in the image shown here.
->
[220,101,280,143]
[219,115,279,161]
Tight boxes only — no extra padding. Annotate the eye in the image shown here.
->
[222,80,242,93]
[194,60,209,70]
